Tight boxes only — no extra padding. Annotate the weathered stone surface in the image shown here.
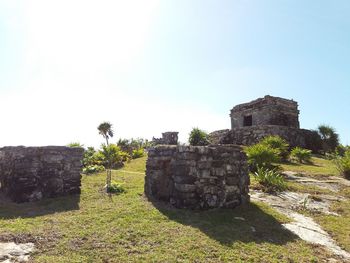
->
[0,242,34,262]
[230,95,300,129]
[209,95,316,150]
[145,145,249,209]
[152,131,179,145]
[0,146,83,203]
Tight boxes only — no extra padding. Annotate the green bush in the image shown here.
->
[253,167,287,192]
[189,128,209,146]
[132,148,144,159]
[100,144,123,168]
[107,181,126,194]
[290,147,312,163]
[260,136,289,160]
[119,151,131,162]
[244,143,280,170]
[67,142,84,148]
[83,165,105,175]
[334,150,350,180]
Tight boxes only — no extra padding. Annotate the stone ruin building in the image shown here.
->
[145,95,316,210]
[146,131,249,210]
[210,95,315,148]
[0,146,83,203]
[145,145,249,209]
[152,132,179,145]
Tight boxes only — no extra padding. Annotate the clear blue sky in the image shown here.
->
[0,0,349,146]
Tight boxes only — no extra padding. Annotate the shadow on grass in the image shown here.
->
[0,193,80,220]
[152,200,298,246]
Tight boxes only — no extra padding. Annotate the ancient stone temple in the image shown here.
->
[0,146,83,203]
[145,145,249,209]
[152,132,179,145]
[210,95,314,148]
[230,95,300,129]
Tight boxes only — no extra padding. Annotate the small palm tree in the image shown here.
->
[98,122,114,145]
[98,122,114,191]
[317,125,339,153]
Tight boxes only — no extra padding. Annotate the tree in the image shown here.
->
[98,122,114,191]
[189,128,209,146]
[98,122,114,145]
[317,125,339,153]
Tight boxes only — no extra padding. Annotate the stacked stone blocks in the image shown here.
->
[0,146,83,202]
[145,145,249,209]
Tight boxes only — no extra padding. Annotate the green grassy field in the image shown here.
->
[0,156,343,262]
[279,156,338,177]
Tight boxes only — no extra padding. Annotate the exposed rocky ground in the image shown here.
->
[0,242,34,263]
[251,170,350,262]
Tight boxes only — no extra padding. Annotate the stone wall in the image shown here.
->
[230,95,300,129]
[152,132,179,145]
[145,145,249,209]
[209,126,315,149]
[231,126,309,148]
[0,146,84,202]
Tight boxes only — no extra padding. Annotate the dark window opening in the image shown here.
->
[243,115,252,126]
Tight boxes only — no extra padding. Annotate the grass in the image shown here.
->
[279,156,338,177]
[0,156,331,262]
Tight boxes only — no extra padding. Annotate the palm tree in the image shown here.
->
[97,122,114,191]
[98,122,114,145]
[318,125,339,153]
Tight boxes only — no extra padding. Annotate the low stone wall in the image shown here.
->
[0,146,84,202]
[210,126,312,148]
[145,145,249,209]
[231,125,310,147]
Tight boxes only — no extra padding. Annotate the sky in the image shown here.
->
[0,0,349,147]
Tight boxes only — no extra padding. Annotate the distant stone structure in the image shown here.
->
[152,132,179,145]
[0,146,83,203]
[145,145,249,209]
[230,95,300,129]
[210,95,314,148]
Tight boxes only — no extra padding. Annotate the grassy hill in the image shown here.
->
[0,156,347,262]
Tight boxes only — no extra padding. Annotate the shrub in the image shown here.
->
[290,147,312,163]
[83,147,97,167]
[189,128,209,146]
[253,167,287,192]
[335,145,350,157]
[132,148,144,159]
[100,144,123,168]
[67,142,84,148]
[119,151,131,162]
[334,150,350,180]
[260,136,289,160]
[83,165,105,175]
[107,181,126,194]
[245,143,280,170]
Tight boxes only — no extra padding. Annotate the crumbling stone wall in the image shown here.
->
[152,132,179,145]
[0,146,83,202]
[230,95,300,129]
[145,145,249,209]
[209,126,314,148]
